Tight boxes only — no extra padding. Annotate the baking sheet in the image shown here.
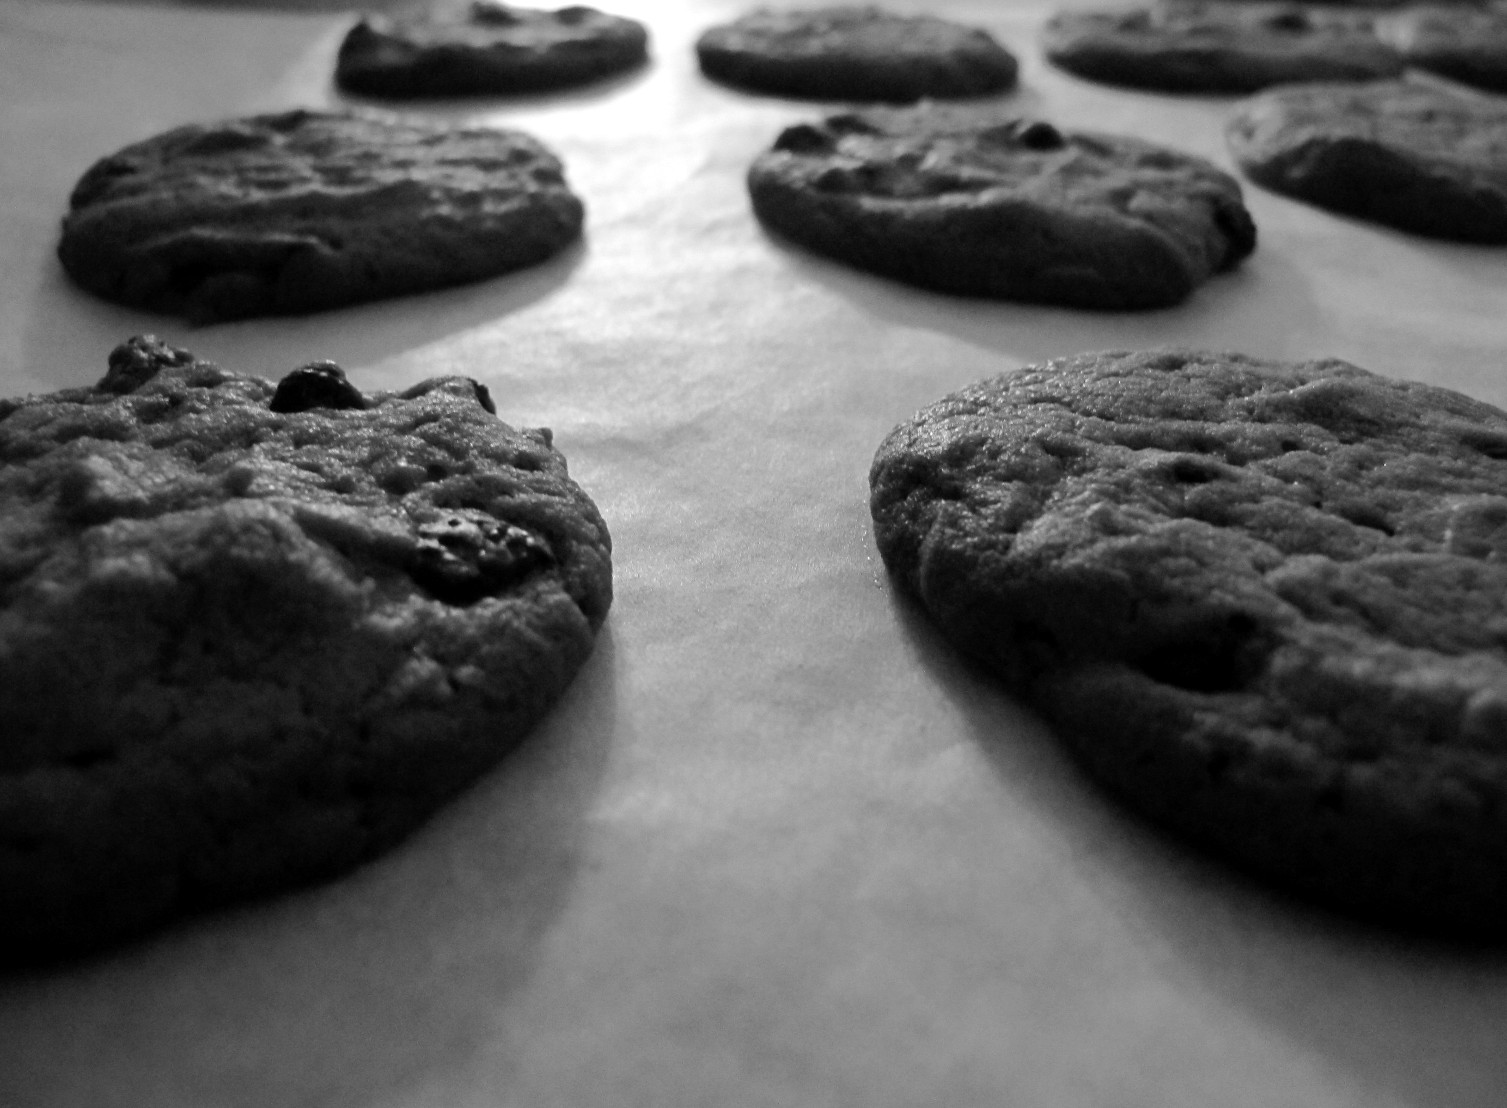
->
[3,1,1507,1105]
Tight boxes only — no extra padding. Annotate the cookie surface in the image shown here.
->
[0,336,613,963]
[336,2,649,98]
[748,107,1256,310]
[870,349,1507,935]
[1043,1,1403,94]
[58,110,584,322]
[696,6,1018,102]
[1226,80,1507,242]
[1385,4,1507,93]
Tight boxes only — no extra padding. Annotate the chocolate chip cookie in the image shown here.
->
[1226,79,1507,242]
[336,2,649,98]
[1043,1,1403,94]
[748,107,1256,310]
[58,110,584,322]
[1385,4,1507,93]
[870,348,1507,936]
[696,6,1018,102]
[0,336,613,963]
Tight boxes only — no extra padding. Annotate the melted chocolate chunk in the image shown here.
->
[270,361,365,414]
[1014,120,1066,150]
[775,123,835,154]
[408,513,555,604]
[472,380,497,415]
[99,335,195,394]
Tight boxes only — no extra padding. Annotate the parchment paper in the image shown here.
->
[2,2,1506,1105]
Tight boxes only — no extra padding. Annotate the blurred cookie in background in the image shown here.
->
[1385,3,1507,93]
[696,6,1017,102]
[336,2,648,98]
[1043,1,1402,94]
[1227,79,1507,241]
[59,110,585,322]
[748,106,1255,310]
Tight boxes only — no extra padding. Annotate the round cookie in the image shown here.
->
[1226,79,1507,242]
[58,110,584,323]
[870,348,1507,936]
[695,6,1018,102]
[1384,4,1507,93]
[335,2,649,99]
[1042,1,1403,94]
[0,336,613,964]
[747,107,1256,310]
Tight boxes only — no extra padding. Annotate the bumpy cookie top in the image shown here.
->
[1228,79,1507,170]
[1043,1,1403,92]
[58,110,584,320]
[1,336,612,959]
[1225,80,1507,240]
[749,109,1255,307]
[1387,1,1507,49]
[352,1,643,50]
[336,2,650,97]
[0,334,611,757]
[696,5,1018,100]
[873,349,1507,675]
[703,5,1003,56]
[871,349,1507,930]
[761,110,1245,215]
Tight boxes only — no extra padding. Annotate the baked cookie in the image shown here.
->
[1385,4,1507,93]
[695,6,1018,102]
[58,110,584,322]
[1042,1,1403,94]
[0,335,613,963]
[747,107,1256,310]
[1226,80,1507,242]
[870,348,1507,935]
[335,2,649,99]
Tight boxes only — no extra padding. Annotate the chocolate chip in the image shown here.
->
[408,514,555,605]
[99,335,195,394]
[1169,456,1220,484]
[813,165,857,192]
[1015,121,1065,151]
[472,381,497,415]
[1131,613,1269,694]
[1263,10,1311,32]
[774,123,835,154]
[980,120,1066,151]
[269,361,365,414]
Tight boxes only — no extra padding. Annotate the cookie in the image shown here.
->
[1042,1,1403,94]
[58,109,584,322]
[1226,80,1507,242]
[695,6,1018,102]
[335,2,649,99]
[747,107,1256,310]
[0,335,613,963]
[1384,4,1507,93]
[870,348,1507,935]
